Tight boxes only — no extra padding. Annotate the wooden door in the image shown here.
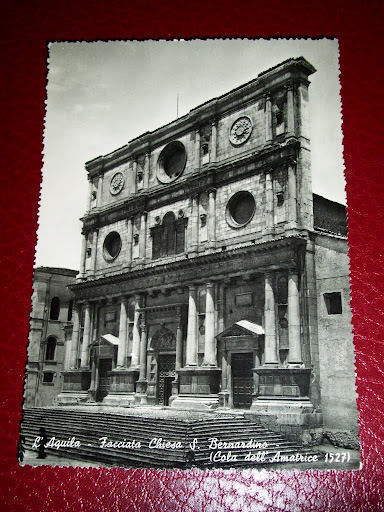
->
[231,352,253,409]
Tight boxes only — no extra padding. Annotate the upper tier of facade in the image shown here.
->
[76,57,318,284]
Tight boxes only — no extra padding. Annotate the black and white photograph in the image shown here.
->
[19,39,360,470]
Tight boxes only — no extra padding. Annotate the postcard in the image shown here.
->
[19,39,360,471]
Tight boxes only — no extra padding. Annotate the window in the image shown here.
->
[67,300,73,321]
[42,372,54,384]
[151,212,186,259]
[49,297,60,320]
[201,143,209,165]
[103,231,122,261]
[324,292,342,315]
[226,191,256,228]
[157,141,187,184]
[45,336,57,361]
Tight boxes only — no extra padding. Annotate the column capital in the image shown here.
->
[264,91,272,101]
[285,81,294,91]
[287,157,297,168]
[206,281,214,289]
[288,267,299,276]
[207,187,217,197]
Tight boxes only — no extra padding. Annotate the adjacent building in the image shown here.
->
[54,58,358,441]
[24,267,77,406]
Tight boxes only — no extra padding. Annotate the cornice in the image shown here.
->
[85,58,315,178]
[69,235,307,298]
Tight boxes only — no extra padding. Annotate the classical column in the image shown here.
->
[90,229,98,276]
[126,217,133,268]
[116,297,128,368]
[175,308,183,371]
[288,270,302,365]
[86,178,93,212]
[207,189,216,248]
[190,194,199,252]
[287,160,297,224]
[139,212,147,261]
[286,82,295,137]
[265,93,272,143]
[131,295,141,368]
[203,282,216,366]
[211,119,217,162]
[264,273,278,365]
[79,233,87,278]
[195,128,200,172]
[80,302,92,368]
[265,170,274,229]
[131,160,137,194]
[217,282,225,334]
[139,320,148,381]
[144,152,150,188]
[69,304,81,369]
[96,175,103,207]
[185,285,198,366]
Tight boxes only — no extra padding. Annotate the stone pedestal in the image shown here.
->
[102,368,139,407]
[171,367,221,410]
[134,378,148,405]
[57,369,92,405]
[250,367,322,443]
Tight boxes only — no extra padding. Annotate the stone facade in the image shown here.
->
[57,58,358,442]
[24,267,77,406]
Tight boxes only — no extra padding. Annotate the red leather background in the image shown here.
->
[1,1,384,510]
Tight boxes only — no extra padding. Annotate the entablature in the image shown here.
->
[69,235,307,301]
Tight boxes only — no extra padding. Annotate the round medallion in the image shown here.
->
[229,116,253,146]
[110,172,125,195]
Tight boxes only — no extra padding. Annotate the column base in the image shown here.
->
[218,390,230,408]
[172,367,221,410]
[102,393,136,407]
[109,368,139,394]
[134,379,148,405]
[248,398,322,444]
[250,367,322,444]
[171,394,220,410]
[57,391,89,406]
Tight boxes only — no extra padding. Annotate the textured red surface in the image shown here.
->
[1,1,384,510]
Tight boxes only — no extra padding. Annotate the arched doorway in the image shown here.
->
[151,326,176,406]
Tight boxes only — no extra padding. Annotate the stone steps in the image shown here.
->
[20,407,323,469]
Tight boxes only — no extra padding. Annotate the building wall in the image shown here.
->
[315,234,358,431]
[24,269,76,407]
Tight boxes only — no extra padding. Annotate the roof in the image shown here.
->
[34,266,78,277]
[217,320,264,338]
[100,334,120,346]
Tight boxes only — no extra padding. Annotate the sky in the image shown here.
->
[36,39,344,271]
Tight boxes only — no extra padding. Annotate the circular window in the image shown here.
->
[157,141,187,184]
[103,231,122,261]
[226,191,256,228]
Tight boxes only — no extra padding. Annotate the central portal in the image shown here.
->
[232,352,253,409]
[157,354,175,406]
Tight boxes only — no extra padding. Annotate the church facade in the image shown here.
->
[57,58,358,441]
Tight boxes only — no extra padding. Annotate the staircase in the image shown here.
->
[20,408,322,469]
